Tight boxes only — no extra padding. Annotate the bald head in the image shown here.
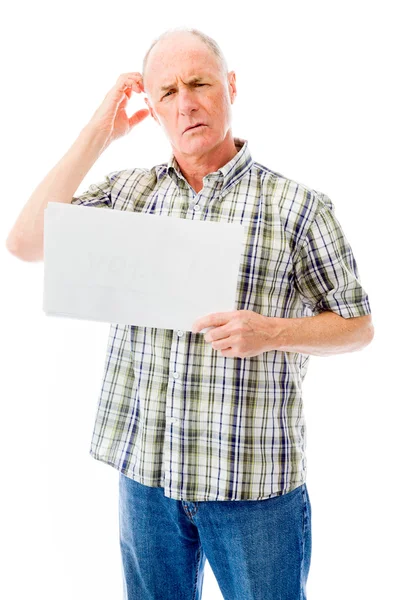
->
[142,30,228,102]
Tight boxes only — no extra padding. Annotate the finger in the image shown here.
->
[199,326,215,334]
[128,108,150,128]
[118,73,144,93]
[123,80,144,97]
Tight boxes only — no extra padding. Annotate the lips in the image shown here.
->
[184,123,206,133]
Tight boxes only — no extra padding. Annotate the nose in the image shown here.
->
[177,87,201,115]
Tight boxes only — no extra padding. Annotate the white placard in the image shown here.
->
[43,202,246,332]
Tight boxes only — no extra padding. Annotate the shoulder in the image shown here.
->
[252,160,333,219]
[109,166,156,188]
[250,160,336,255]
[108,167,159,205]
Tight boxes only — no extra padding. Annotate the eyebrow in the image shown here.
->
[159,76,206,93]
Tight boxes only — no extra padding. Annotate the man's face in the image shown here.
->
[143,35,236,158]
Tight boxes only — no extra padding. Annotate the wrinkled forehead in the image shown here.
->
[146,41,220,92]
[158,73,214,93]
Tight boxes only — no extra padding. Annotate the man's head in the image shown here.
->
[142,28,237,159]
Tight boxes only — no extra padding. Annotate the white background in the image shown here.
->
[2,1,399,598]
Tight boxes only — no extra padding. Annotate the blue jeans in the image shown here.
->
[118,473,312,600]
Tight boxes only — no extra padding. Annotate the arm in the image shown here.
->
[288,196,373,356]
[193,197,374,359]
[5,125,111,262]
[275,311,374,357]
[5,71,149,263]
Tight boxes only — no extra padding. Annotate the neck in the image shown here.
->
[173,132,239,194]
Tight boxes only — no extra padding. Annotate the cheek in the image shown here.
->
[211,93,229,112]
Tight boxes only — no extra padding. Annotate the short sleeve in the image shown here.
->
[293,199,372,318]
[71,170,121,208]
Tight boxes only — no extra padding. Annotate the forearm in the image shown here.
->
[275,311,373,357]
[5,125,111,261]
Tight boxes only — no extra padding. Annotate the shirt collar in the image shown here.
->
[150,136,253,193]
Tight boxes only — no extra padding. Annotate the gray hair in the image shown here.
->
[142,27,229,89]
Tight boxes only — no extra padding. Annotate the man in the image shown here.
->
[6,26,374,600]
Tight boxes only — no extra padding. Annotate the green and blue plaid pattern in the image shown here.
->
[71,137,371,501]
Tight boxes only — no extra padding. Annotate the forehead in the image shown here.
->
[147,38,220,91]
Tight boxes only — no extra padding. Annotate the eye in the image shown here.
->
[163,83,206,98]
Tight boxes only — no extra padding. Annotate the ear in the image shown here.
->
[228,71,237,104]
[145,97,160,126]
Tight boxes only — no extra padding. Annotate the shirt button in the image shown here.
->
[172,372,179,379]
[177,330,184,337]
[89,184,97,192]
[193,204,200,211]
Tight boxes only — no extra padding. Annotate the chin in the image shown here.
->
[185,139,214,153]
[183,129,214,143]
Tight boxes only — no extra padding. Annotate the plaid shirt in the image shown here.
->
[71,136,371,501]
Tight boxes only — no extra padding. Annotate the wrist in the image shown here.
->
[79,124,112,155]
[272,316,305,353]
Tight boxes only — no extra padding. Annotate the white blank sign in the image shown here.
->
[43,202,245,332]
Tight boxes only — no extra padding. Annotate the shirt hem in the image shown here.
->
[90,448,306,501]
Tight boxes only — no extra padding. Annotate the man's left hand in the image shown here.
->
[191,309,284,358]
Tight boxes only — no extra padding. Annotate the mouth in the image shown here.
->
[184,124,207,133]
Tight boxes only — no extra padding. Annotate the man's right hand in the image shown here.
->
[86,72,150,145]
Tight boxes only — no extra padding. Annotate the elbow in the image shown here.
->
[5,237,22,258]
[362,321,375,349]
[352,314,374,349]
[5,239,40,262]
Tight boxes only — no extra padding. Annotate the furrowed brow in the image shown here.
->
[159,76,205,93]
